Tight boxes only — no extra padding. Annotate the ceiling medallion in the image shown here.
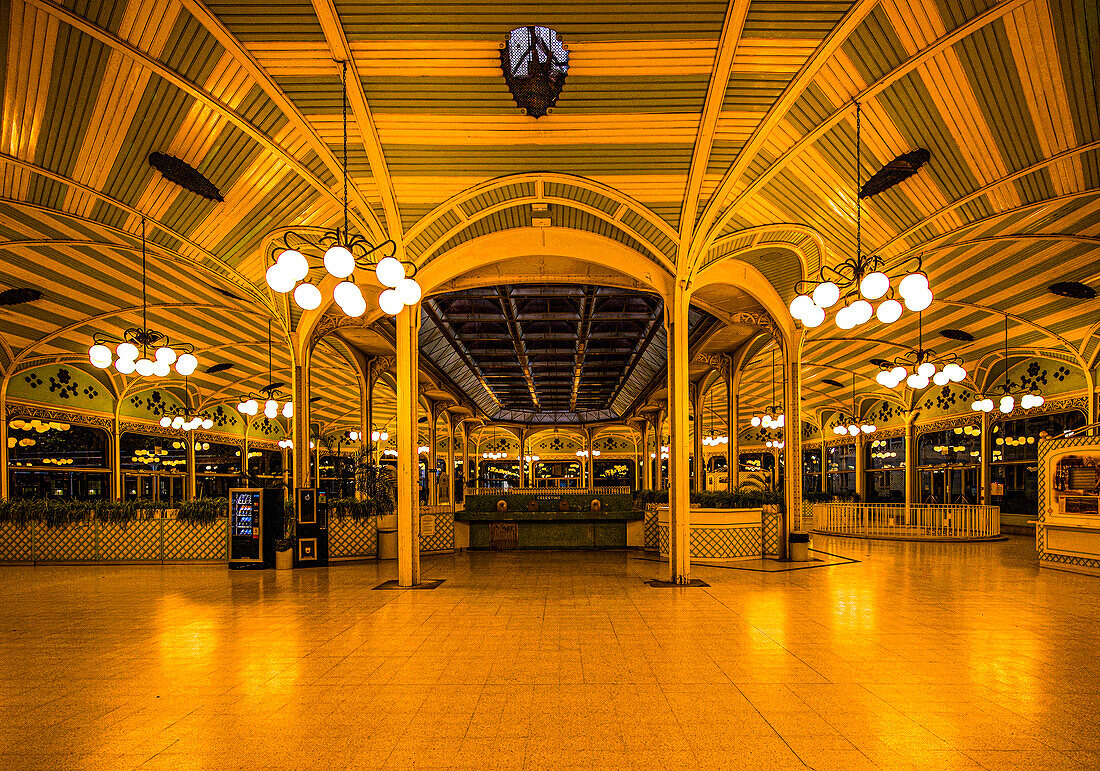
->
[875,312,967,390]
[265,61,418,317]
[971,313,1044,414]
[87,218,198,378]
[790,103,932,329]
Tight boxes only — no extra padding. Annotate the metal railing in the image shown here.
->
[464,486,631,496]
[813,503,1001,539]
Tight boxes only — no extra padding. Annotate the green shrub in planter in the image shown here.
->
[176,498,228,525]
[0,498,163,528]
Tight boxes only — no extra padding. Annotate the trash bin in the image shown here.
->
[788,531,810,562]
[377,514,398,560]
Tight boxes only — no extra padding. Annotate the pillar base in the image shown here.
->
[645,578,710,588]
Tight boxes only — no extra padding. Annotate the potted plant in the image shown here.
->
[353,448,397,559]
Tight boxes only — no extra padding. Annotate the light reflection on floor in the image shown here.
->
[1,535,1098,769]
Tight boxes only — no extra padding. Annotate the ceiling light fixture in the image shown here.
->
[971,313,1044,414]
[264,61,418,317]
[789,103,931,329]
[875,312,967,389]
[750,349,785,430]
[833,373,876,436]
[237,319,293,419]
[159,378,214,431]
[88,218,198,377]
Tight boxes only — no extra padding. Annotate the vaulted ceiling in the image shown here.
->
[1,0,1097,437]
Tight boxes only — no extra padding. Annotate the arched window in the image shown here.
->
[7,419,109,499]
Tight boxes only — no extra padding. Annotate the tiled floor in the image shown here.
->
[2,536,1099,769]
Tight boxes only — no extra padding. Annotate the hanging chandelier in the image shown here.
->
[832,374,877,436]
[483,451,507,460]
[370,430,390,442]
[160,378,213,431]
[789,103,932,329]
[264,61,419,317]
[750,349,785,429]
[702,435,728,446]
[237,320,293,419]
[576,449,601,458]
[88,218,199,377]
[971,313,1044,414]
[874,312,967,389]
[278,439,294,449]
[765,438,785,449]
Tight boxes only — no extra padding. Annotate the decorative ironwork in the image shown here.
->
[500,26,569,118]
[875,312,967,390]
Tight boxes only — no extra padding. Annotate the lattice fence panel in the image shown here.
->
[99,521,162,561]
[658,524,669,556]
[690,526,761,559]
[0,522,34,562]
[330,517,377,557]
[420,511,454,552]
[762,511,780,558]
[164,520,228,560]
[644,505,659,550]
[36,523,96,561]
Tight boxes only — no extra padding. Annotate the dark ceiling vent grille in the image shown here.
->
[0,287,42,305]
[205,362,234,374]
[148,152,223,201]
[501,26,568,118]
[939,329,975,342]
[821,378,845,389]
[859,148,930,198]
[869,358,892,368]
[1049,281,1096,300]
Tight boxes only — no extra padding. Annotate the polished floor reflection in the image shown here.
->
[1,537,1099,769]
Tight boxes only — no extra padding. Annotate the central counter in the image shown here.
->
[457,492,641,549]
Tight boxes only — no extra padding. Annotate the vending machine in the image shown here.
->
[228,487,281,569]
[294,488,329,567]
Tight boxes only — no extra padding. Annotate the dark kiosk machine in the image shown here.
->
[294,488,329,567]
[228,487,281,569]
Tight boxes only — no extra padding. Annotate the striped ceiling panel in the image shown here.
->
[1,0,1097,434]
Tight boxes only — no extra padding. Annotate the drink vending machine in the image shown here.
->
[228,487,281,569]
[294,488,329,567]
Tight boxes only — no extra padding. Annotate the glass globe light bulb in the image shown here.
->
[933,371,950,386]
[859,271,890,300]
[282,402,293,418]
[89,345,112,368]
[202,419,213,429]
[876,370,892,386]
[999,396,1014,413]
[265,399,278,418]
[278,249,309,282]
[835,306,857,330]
[917,361,936,378]
[906,373,922,389]
[850,299,873,325]
[294,282,322,310]
[1032,394,1044,407]
[876,299,903,324]
[898,272,929,299]
[155,346,177,364]
[172,416,184,429]
[152,360,170,377]
[904,288,934,312]
[323,245,356,279]
[802,304,826,328]
[266,263,296,293]
[378,289,403,316]
[175,353,197,376]
[116,342,139,361]
[789,294,814,320]
[135,358,155,377]
[375,256,405,288]
[115,358,136,375]
[812,281,840,309]
[160,417,171,428]
[396,277,422,305]
[343,297,366,318]
[751,416,760,427]
[237,402,247,414]
[848,425,860,436]
[333,281,362,310]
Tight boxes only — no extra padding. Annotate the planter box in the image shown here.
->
[330,517,378,558]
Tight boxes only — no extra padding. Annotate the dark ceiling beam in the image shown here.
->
[422,299,502,409]
[569,287,598,412]
[496,286,541,410]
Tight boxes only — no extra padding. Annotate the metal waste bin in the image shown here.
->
[788,531,810,562]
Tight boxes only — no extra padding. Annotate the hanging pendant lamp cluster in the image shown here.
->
[833,374,877,436]
[159,378,213,431]
[874,312,967,389]
[265,61,418,317]
[789,103,932,329]
[88,218,198,377]
[237,320,294,419]
[750,349,785,429]
[972,313,1045,413]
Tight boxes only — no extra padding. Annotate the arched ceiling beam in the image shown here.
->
[310,0,402,242]
[27,0,382,242]
[678,0,751,265]
[691,0,1031,266]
